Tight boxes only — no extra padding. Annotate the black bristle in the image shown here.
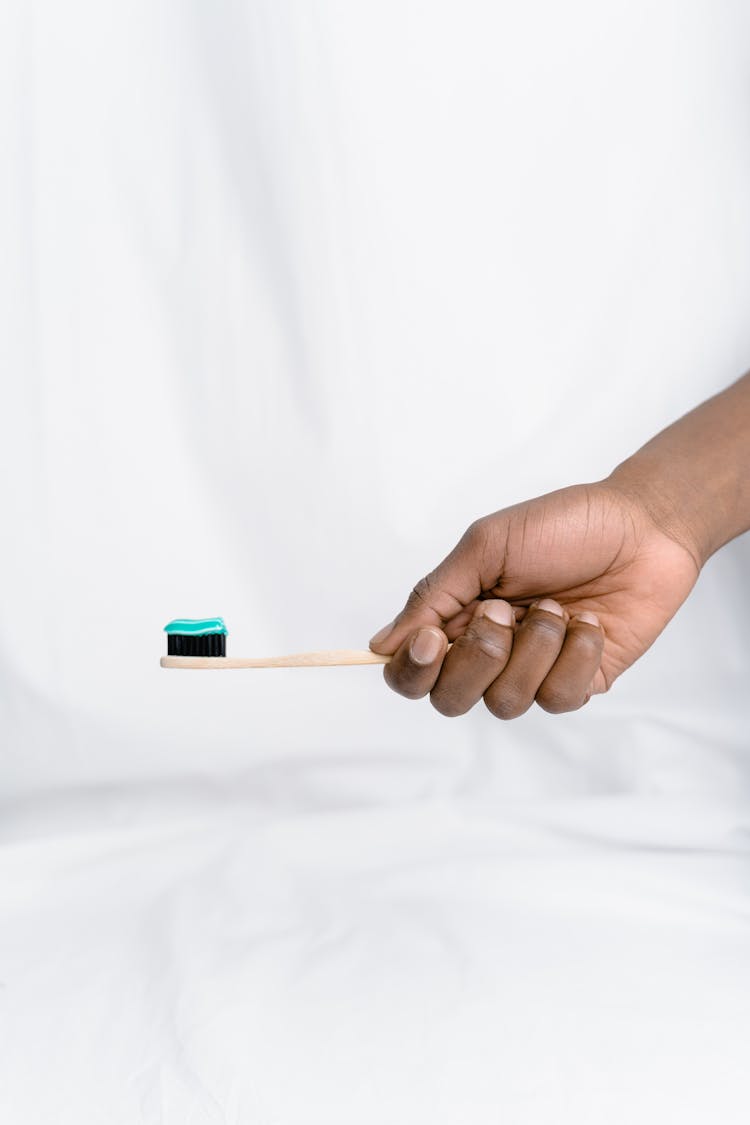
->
[168,633,226,657]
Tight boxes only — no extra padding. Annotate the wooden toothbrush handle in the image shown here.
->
[160,649,394,669]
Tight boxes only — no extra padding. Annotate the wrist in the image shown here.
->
[605,373,750,570]
[605,456,712,571]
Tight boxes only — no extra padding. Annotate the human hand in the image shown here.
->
[369,480,701,718]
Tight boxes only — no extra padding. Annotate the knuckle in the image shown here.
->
[535,684,578,714]
[430,691,468,718]
[389,681,427,701]
[462,518,488,548]
[455,624,512,663]
[524,615,565,643]
[476,638,513,663]
[475,633,513,663]
[484,681,530,721]
[571,628,604,656]
[449,632,476,654]
[406,575,434,611]
[383,666,427,701]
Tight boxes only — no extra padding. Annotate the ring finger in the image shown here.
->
[484,599,568,720]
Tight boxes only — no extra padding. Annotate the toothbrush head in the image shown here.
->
[164,617,227,657]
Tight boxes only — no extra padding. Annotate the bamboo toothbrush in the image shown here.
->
[160,617,393,669]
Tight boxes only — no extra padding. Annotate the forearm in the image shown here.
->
[607,372,750,568]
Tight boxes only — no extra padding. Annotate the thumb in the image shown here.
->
[369,520,498,655]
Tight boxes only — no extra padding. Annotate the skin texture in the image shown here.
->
[370,372,750,719]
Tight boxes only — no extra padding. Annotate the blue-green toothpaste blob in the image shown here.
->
[164,617,227,656]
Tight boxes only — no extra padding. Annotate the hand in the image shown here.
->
[369,480,701,719]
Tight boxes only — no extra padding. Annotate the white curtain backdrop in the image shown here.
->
[1,2,749,1122]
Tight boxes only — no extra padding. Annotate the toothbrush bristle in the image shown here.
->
[167,634,226,657]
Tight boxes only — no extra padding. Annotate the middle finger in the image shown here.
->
[430,600,515,717]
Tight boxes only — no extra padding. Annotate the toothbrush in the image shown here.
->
[160,617,392,669]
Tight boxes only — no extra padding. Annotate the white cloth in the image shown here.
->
[1,1,749,1121]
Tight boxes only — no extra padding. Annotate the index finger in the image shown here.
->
[369,523,489,655]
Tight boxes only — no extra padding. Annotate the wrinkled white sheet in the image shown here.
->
[2,784,750,1123]
[1,1,750,1121]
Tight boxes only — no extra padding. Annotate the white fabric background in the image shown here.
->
[1,1,749,1122]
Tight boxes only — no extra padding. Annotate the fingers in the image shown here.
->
[534,612,604,714]
[383,627,449,700]
[483,599,569,720]
[382,600,516,712]
[379,597,606,719]
[369,520,496,655]
[429,600,515,716]
[482,603,604,719]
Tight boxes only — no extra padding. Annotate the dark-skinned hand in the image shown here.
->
[369,480,700,719]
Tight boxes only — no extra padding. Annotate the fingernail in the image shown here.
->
[370,620,396,647]
[479,600,514,627]
[410,628,444,665]
[535,598,564,617]
[575,611,600,627]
